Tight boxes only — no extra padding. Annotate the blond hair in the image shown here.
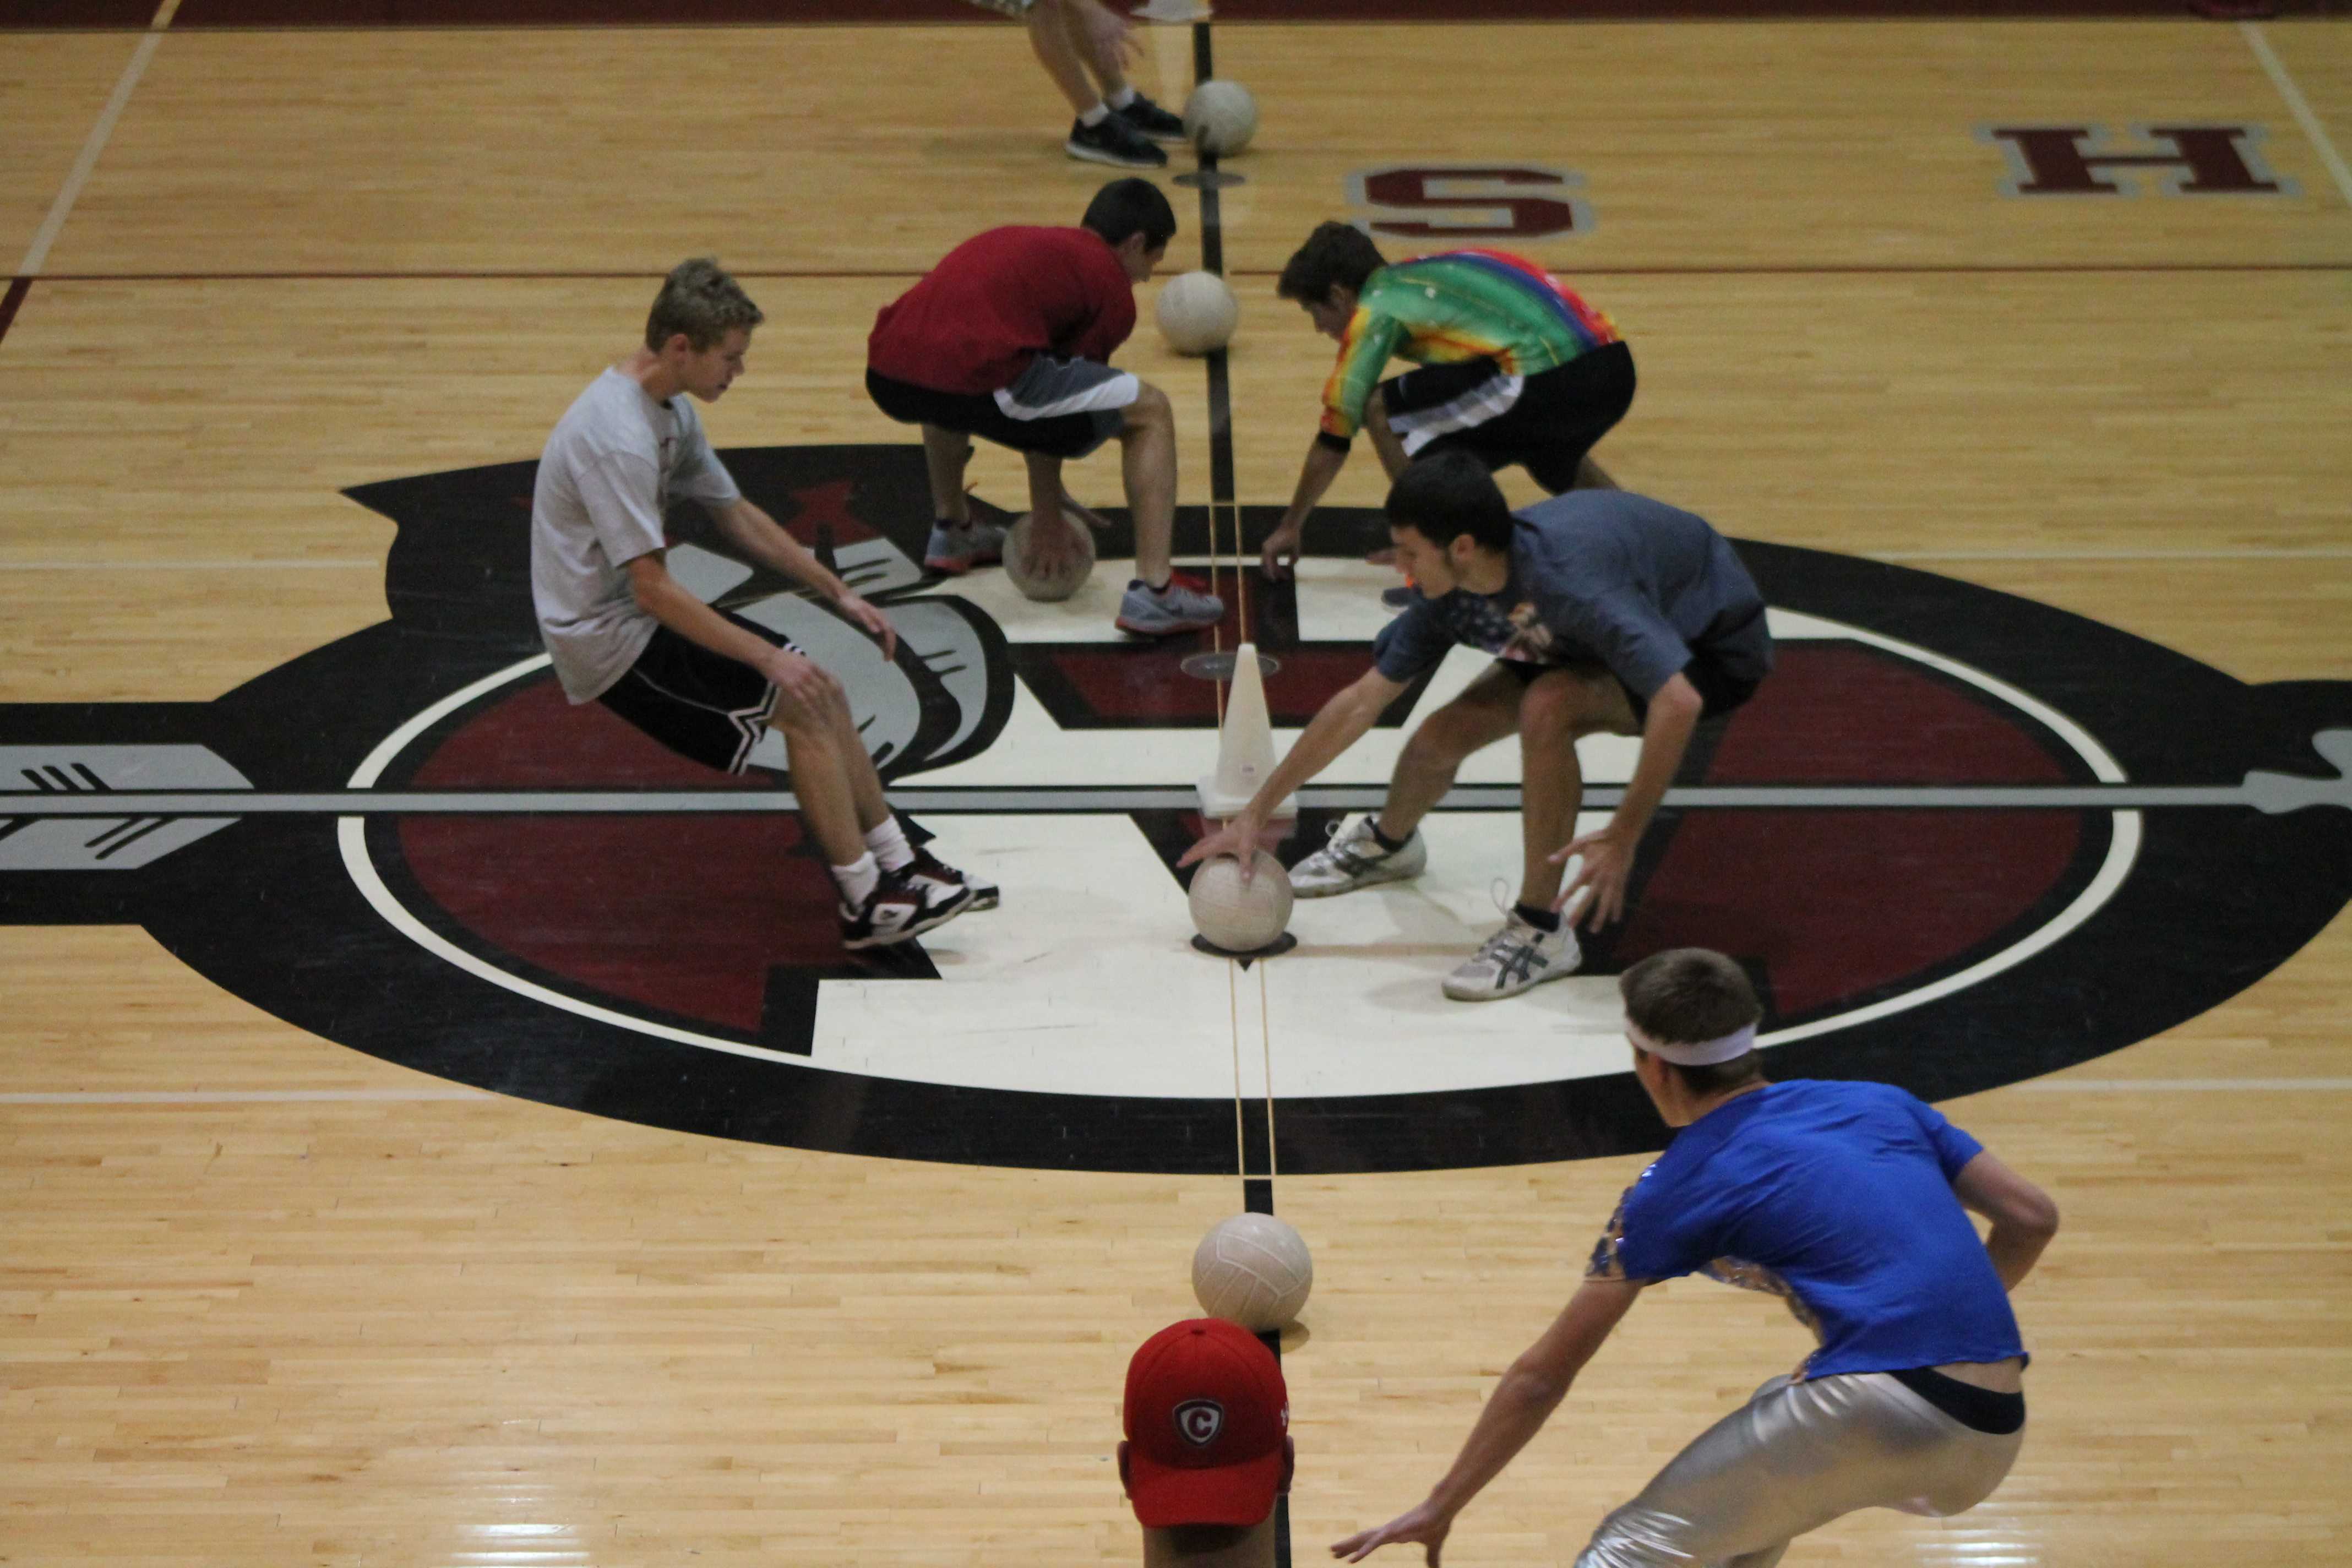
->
[645,257,763,351]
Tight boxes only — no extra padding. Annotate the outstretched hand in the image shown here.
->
[836,591,897,661]
[1076,0,1140,77]
[1330,1499,1454,1566]
[1549,821,1635,929]
[1260,518,1303,580]
[1177,815,1263,875]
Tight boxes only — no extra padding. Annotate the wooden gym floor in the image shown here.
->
[2,6,2349,1565]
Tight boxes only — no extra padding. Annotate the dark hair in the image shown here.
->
[1277,221,1387,303]
[1082,178,1178,250]
[645,257,763,352]
[1384,450,1514,552]
[1620,949,1766,1096]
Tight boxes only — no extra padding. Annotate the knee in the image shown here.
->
[771,669,848,732]
[1521,671,1611,737]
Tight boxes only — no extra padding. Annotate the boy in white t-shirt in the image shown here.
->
[531,258,992,950]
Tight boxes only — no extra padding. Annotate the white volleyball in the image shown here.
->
[1183,79,1259,156]
[1001,509,1096,602]
[1155,270,1240,356]
[1188,851,1292,953]
[1193,1212,1314,1332]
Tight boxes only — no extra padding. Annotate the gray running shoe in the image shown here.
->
[1442,910,1580,1001]
[1289,812,1427,898]
[924,518,1008,575]
[1116,573,1224,636]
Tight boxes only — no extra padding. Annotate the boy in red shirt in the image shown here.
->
[867,178,1222,638]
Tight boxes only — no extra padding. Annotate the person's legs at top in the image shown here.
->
[1059,0,1188,141]
[1021,0,1167,168]
[823,671,1000,915]
[1441,666,1632,1002]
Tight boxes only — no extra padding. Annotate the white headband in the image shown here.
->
[1626,1019,1757,1067]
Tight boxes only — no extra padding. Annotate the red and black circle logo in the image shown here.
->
[4,444,2347,1174]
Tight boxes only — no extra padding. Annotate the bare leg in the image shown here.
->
[1062,0,1130,98]
[770,683,865,867]
[1374,666,1527,843]
[1120,382,1179,585]
[921,425,974,525]
[1026,0,1104,117]
[1516,668,1636,909]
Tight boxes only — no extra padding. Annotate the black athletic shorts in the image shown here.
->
[596,612,796,775]
[1499,643,1762,725]
[1380,340,1636,494]
[867,358,1134,461]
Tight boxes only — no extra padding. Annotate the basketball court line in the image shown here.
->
[14,0,177,279]
[0,1086,494,1103]
[2244,21,2352,212]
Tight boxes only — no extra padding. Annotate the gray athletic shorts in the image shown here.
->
[1576,1370,2025,1568]
[867,356,1137,460]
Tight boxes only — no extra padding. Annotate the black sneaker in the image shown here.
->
[1113,92,1188,144]
[907,847,998,912]
[839,865,971,950]
[1066,113,1168,170]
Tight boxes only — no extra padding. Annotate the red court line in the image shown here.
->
[23,263,2352,284]
[0,278,32,346]
[0,0,2304,26]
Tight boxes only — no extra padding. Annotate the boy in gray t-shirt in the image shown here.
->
[530,258,993,951]
[1184,451,1772,1002]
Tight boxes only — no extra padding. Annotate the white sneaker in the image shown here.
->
[1443,910,1580,1001]
[1289,813,1427,898]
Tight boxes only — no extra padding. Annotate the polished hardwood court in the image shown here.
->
[3,9,2349,1567]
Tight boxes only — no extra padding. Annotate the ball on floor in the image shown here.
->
[1193,1212,1314,1332]
[1183,79,1259,156]
[1003,509,1096,602]
[1188,851,1292,953]
[1156,270,1240,356]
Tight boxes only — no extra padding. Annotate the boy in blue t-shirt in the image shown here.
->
[1331,948,2060,1568]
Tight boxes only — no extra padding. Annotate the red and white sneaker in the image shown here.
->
[839,865,972,950]
[906,847,998,912]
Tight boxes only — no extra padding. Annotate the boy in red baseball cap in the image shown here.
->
[1120,1318,1296,1567]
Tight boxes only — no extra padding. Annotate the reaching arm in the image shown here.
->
[1179,666,1407,870]
[624,552,837,711]
[707,497,896,658]
[1552,669,1702,928]
[1261,437,1353,580]
[1951,1150,2059,1292]
[1331,1278,1645,1565]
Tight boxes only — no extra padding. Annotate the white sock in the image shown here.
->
[865,818,915,873]
[831,851,880,908]
[1078,102,1110,127]
[1106,85,1139,110]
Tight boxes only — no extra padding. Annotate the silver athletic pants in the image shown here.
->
[1575,1371,2024,1568]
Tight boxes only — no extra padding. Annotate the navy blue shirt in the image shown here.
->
[1372,491,1771,699]
[1587,1080,2026,1378]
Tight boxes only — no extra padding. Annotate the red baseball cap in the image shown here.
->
[1122,1317,1291,1529]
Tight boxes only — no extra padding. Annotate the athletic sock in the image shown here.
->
[1512,901,1562,934]
[865,817,916,874]
[1078,102,1111,127]
[1131,575,1172,593]
[831,851,881,909]
[1368,821,1411,854]
[1106,85,1139,110]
